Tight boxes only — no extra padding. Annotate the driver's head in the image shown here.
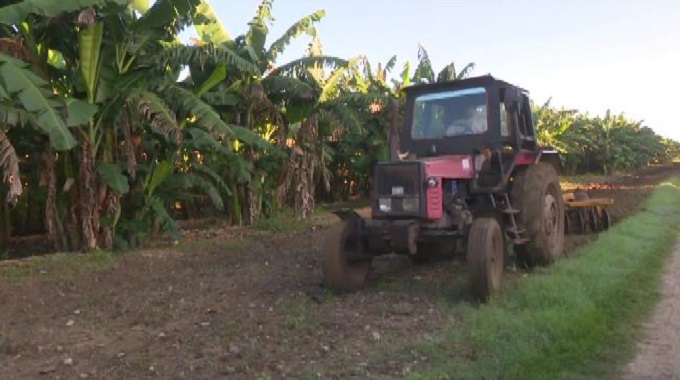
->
[467,106,476,118]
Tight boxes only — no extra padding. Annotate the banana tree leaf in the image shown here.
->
[0,129,22,203]
[78,21,103,104]
[97,162,129,194]
[265,9,325,63]
[227,124,273,149]
[193,0,230,43]
[159,82,264,149]
[201,91,240,106]
[65,98,99,127]
[0,0,128,25]
[193,163,232,196]
[130,0,150,13]
[194,64,226,96]
[0,104,29,126]
[129,90,181,142]
[245,0,273,54]
[158,44,259,76]
[186,127,233,156]
[159,172,224,211]
[134,0,201,30]
[0,53,76,150]
[147,160,173,196]
[147,195,180,240]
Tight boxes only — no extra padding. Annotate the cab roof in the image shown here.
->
[402,74,528,95]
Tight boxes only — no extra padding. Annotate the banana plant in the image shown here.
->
[186,0,342,224]
[412,44,475,84]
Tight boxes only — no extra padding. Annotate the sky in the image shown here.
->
[179,0,680,140]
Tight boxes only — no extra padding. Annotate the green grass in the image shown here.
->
[253,208,338,232]
[410,178,680,380]
[279,294,319,331]
[0,250,118,282]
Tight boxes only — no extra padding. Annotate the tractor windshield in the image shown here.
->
[411,87,488,140]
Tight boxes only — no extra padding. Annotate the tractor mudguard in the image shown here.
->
[333,209,364,225]
[331,209,368,243]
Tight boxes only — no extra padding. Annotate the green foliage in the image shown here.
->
[78,21,103,103]
[265,9,325,63]
[0,0,128,24]
[97,162,129,194]
[193,0,230,43]
[533,101,668,174]
[0,53,76,150]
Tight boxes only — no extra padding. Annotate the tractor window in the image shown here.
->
[411,87,487,140]
[500,103,509,137]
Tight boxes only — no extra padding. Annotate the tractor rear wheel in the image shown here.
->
[467,218,504,301]
[322,219,371,292]
[511,163,565,267]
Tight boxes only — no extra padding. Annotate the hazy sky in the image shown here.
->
[180,0,680,140]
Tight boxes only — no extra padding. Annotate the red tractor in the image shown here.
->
[322,75,565,300]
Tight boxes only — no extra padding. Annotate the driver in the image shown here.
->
[446,106,487,135]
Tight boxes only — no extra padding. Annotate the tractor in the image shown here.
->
[322,75,565,300]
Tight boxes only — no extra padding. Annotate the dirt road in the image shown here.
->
[623,238,680,380]
[0,166,676,379]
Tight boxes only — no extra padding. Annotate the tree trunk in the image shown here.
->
[78,139,98,250]
[245,148,262,225]
[245,183,262,225]
[41,145,66,251]
[99,189,120,250]
[294,115,318,219]
[0,185,10,252]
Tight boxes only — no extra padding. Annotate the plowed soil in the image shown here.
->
[0,166,677,380]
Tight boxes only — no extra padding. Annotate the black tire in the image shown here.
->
[511,163,565,266]
[589,208,599,232]
[577,210,586,234]
[467,218,504,301]
[600,208,611,230]
[322,220,371,292]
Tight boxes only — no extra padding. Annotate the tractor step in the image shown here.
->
[512,237,529,244]
[505,227,527,236]
[501,207,520,215]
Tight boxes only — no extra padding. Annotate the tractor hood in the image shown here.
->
[420,154,475,179]
[371,155,477,220]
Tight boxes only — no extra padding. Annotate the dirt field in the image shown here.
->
[0,166,677,380]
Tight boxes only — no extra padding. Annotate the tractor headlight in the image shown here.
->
[402,197,420,212]
[426,177,438,188]
[378,197,392,212]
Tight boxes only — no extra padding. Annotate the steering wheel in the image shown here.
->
[445,123,473,137]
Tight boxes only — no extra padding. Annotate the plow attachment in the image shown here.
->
[563,191,614,234]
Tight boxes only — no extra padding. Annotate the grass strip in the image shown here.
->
[411,178,680,380]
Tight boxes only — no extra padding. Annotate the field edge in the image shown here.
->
[408,177,680,380]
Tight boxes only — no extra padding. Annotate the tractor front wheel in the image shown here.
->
[322,219,371,292]
[467,218,504,301]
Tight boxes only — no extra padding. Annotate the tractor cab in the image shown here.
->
[400,75,539,158]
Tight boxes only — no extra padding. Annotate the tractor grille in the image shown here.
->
[375,162,421,197]
[373,162,424,217]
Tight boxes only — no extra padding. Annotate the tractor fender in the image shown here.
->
[332,209,366,226]
[537,148,564,174]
